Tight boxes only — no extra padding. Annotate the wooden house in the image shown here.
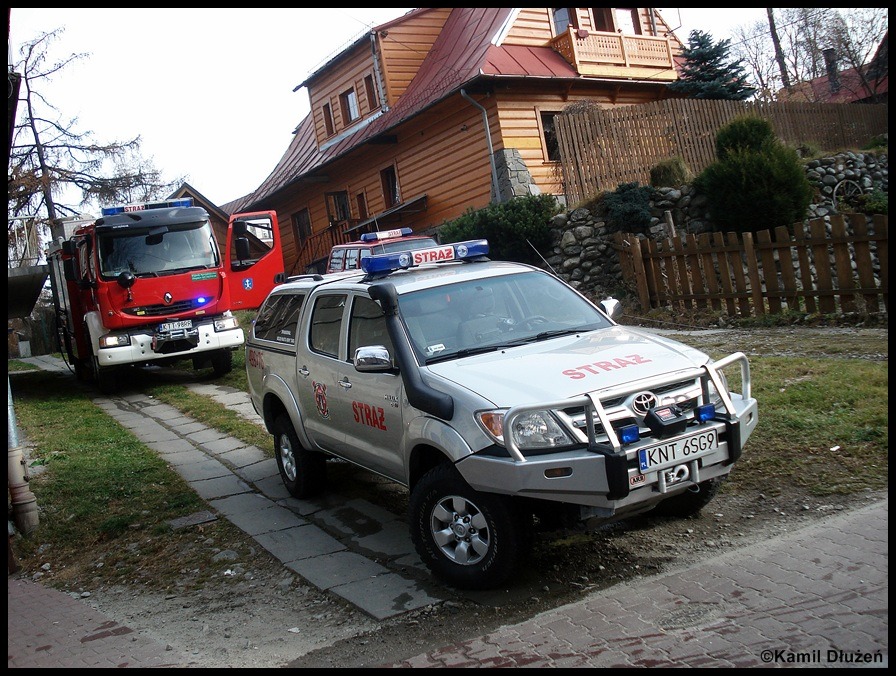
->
[222,8,687,275]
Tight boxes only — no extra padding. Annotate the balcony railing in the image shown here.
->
[550,28,677,81]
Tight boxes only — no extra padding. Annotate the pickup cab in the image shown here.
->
[245,239,758,590]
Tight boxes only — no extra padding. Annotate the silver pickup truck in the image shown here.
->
[245,239,758,590]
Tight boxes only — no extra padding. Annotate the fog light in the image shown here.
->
[618,424,640,444]
[696,404,716,422]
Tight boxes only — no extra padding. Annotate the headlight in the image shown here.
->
[476,409,574,450]
[99,333,130,348]
[214,315,240,331]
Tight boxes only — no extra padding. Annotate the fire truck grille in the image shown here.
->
[123,300,197,317]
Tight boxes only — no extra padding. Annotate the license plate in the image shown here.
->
[638,429,718,473]
[158,319,192,332]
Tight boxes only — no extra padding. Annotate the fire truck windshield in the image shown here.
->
[98,221,219,278]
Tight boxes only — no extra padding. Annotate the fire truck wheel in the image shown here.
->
[92,357,117,395]
[273,414,326,498]
[409,463,521,590]
[651,477,724,519]
[73,358,90,382]
[210,350,233,377]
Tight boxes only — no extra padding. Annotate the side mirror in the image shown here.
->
[354,345,393,372]
[117,271,136,289]
[232,219,248,236]
[598,297,622,321]
[235,236,251,262]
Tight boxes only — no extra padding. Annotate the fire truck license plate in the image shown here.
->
[158,319,193,332]
[638,430,718,473]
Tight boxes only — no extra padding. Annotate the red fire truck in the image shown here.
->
[48,197,284,393]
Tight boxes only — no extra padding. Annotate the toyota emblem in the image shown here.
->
[631,391,658,416]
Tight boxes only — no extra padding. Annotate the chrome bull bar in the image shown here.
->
[501,352,752,463]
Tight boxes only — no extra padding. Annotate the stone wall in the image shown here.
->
[545,150,888,302]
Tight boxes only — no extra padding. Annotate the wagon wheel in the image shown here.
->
[831,179,864,210]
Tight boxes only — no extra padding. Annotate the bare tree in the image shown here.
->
[8,28,183,252]
[728,8,888,103]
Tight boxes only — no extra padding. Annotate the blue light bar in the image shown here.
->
[696,404,716,422]
[360,227,413,242]
[101,197,193,216]
[361,239,489,275]
[618,424,641,445]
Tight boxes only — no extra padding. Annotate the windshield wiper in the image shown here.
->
[426,345,503,363]
[532,328,582,341]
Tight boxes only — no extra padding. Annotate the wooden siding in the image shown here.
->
[377,8,450,104]
[555,98,890,204]
[270,96,496,274]
[615,214,889,317]
[505,8,683,45]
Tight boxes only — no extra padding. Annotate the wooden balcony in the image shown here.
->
[550,28,678,81]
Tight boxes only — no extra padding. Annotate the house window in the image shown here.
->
[325,191,351,225]
[540,111,561,162]
[380,166,401,208]
[355,192,369,221]
[364,75,379,110]
[591,7,614,32]
[340,88,360,124]
[322,103,335,137]
[614,8,641,35]
[292,208,311,246]
[551,8,577,36]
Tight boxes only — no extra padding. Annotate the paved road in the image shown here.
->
[9,355,889,668]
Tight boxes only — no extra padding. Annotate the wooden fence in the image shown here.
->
[614,214,888,317]
[555,99,889,204]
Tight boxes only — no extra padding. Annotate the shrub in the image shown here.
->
[715,115,777,160]
[650,157,692,187]
[603,182,654,233]
[857,189,888,215]
[863,133,888,151]
[437,194,560,264]
[696,142,812,234]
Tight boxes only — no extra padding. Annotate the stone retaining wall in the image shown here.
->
[545,151,888,304]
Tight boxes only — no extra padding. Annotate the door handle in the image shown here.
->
[298,366,310,378]
[337,378,352,390]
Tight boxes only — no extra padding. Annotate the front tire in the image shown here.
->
[651,477,724,519]
[210,350,233,377]
[273,414,326,498]
[92,356,117,394]
[409,464,522,590]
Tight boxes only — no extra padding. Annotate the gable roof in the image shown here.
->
[778,31,889,104]
[232,7,671,212]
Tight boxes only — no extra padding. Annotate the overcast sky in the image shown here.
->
[9,8,768,210]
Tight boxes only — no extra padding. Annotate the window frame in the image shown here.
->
[340,88,361,125]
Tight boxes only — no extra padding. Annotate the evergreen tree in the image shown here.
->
[668,30,756,100]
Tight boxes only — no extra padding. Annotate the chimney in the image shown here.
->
[823,48,841,93]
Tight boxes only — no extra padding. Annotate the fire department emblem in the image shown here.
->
[312,381,329,419]
[242,278,253,290]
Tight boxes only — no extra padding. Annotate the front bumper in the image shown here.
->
[457,352,758,516]
[95,317,245,367]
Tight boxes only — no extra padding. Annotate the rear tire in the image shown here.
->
[273,414,326,498]
[651,477,724,519]
[409,464,522,590]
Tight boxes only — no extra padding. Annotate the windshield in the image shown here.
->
[97,220,219,278]
[398,270,613,363]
